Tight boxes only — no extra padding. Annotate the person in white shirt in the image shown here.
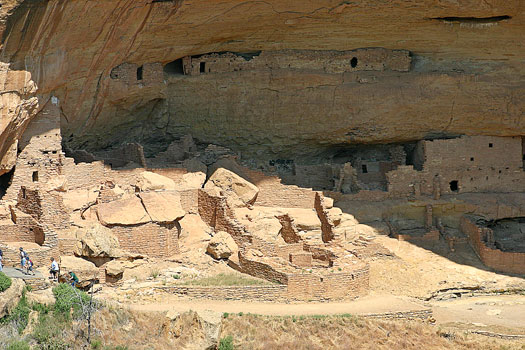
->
[49,257,59,281]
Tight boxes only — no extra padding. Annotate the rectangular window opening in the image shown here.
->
[200,62,206,73]
[361,164,368,174]
[137,66,144,81]
[489,143,493,148]
[32,171,39,182]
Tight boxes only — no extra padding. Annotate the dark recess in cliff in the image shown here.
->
[431,15,511,24]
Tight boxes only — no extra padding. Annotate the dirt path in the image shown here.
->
[126,293,525,334]
[431,295,525,334]
[127,294,428,316]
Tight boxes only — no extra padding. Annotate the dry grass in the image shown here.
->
[182,273,273,286]
[221,314,525,350]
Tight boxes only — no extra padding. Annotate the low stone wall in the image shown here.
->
[156,285,288,301]
[460,216,525,275]
[362,309,432,321]
[0,243,54,269]
[287,266,369,301]
[24,277,50,291]
[395,229,440,243]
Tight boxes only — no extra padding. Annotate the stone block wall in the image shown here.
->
[183,49,411,76]
[460,216,525,275]
[110,222,179,258]
[422,136,522,171]
[289,252,313,267]
[286,266,369,300]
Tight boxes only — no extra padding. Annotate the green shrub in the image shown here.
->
[32,312,69,350]
[91,339,102,349]
[6,340,30,350]
[52,283,90,318]
[0,272,12,292]
[218,335,234,350]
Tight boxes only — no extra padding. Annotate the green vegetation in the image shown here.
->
[0,271,12,292]
[6,340,30,350]
[218,335,234,350]
[52,283,90,319]
[183,273,272,286]
[32,312,70,350]
[150,269,160,279]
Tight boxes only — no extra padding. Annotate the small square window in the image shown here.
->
[470,157,474,161]
[489,143,493,148]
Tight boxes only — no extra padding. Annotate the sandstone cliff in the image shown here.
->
[0,0,524,172]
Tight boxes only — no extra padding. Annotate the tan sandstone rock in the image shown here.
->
[136,171,176,191]
[164,310,223,350]
[178,171,206,190]
[74,223,122,258]
[139,191,185,222]
[206,231,238,259]
[96,195,151,226]
[205,168,259,205]
[59,256,99,282]
[0,278,25,319]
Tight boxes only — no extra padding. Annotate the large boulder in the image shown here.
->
[96,195,151,226]
[234,207,284,242]
[204,168,259,205]
[136,171,176,191]
[0,278,24,319]
[74,223,122,258]
[178,171,206,190]
[179,214,213,250]
[206,231,238,259]
[139,191,185,222]
[59,256,99,282]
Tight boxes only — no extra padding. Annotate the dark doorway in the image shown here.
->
[350,57,358,68]
[200,62,206,73]
[0,167,14,199]
[449,180,458,192]
[137,65,144,80]
[32,171,39,182]
[164,59,184,75]
[362,164,368,173]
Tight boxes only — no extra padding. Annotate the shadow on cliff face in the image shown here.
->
[0,167,15,199]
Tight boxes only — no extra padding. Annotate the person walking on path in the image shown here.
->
[19,247,27,273]
[49,257,59,281]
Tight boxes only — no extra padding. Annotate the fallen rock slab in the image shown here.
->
[207,231,238,259]
[137,171,176,191]
[59,256,99,282]
[96,195,151,226]
[205,168,259,205]
[140,191,185,223]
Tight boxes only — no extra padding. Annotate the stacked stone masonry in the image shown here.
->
[460,216,525,275]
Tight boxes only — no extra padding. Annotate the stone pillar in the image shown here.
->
[425,204,433,230]
[432,175,441,200]
[413,182,421,197]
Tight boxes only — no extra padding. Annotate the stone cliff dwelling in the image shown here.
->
[0,0,523,304]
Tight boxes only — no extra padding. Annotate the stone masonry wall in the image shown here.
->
[460,216,525,275]
[110,222,179,258]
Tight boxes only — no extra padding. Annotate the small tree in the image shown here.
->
[52,281,98,346]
